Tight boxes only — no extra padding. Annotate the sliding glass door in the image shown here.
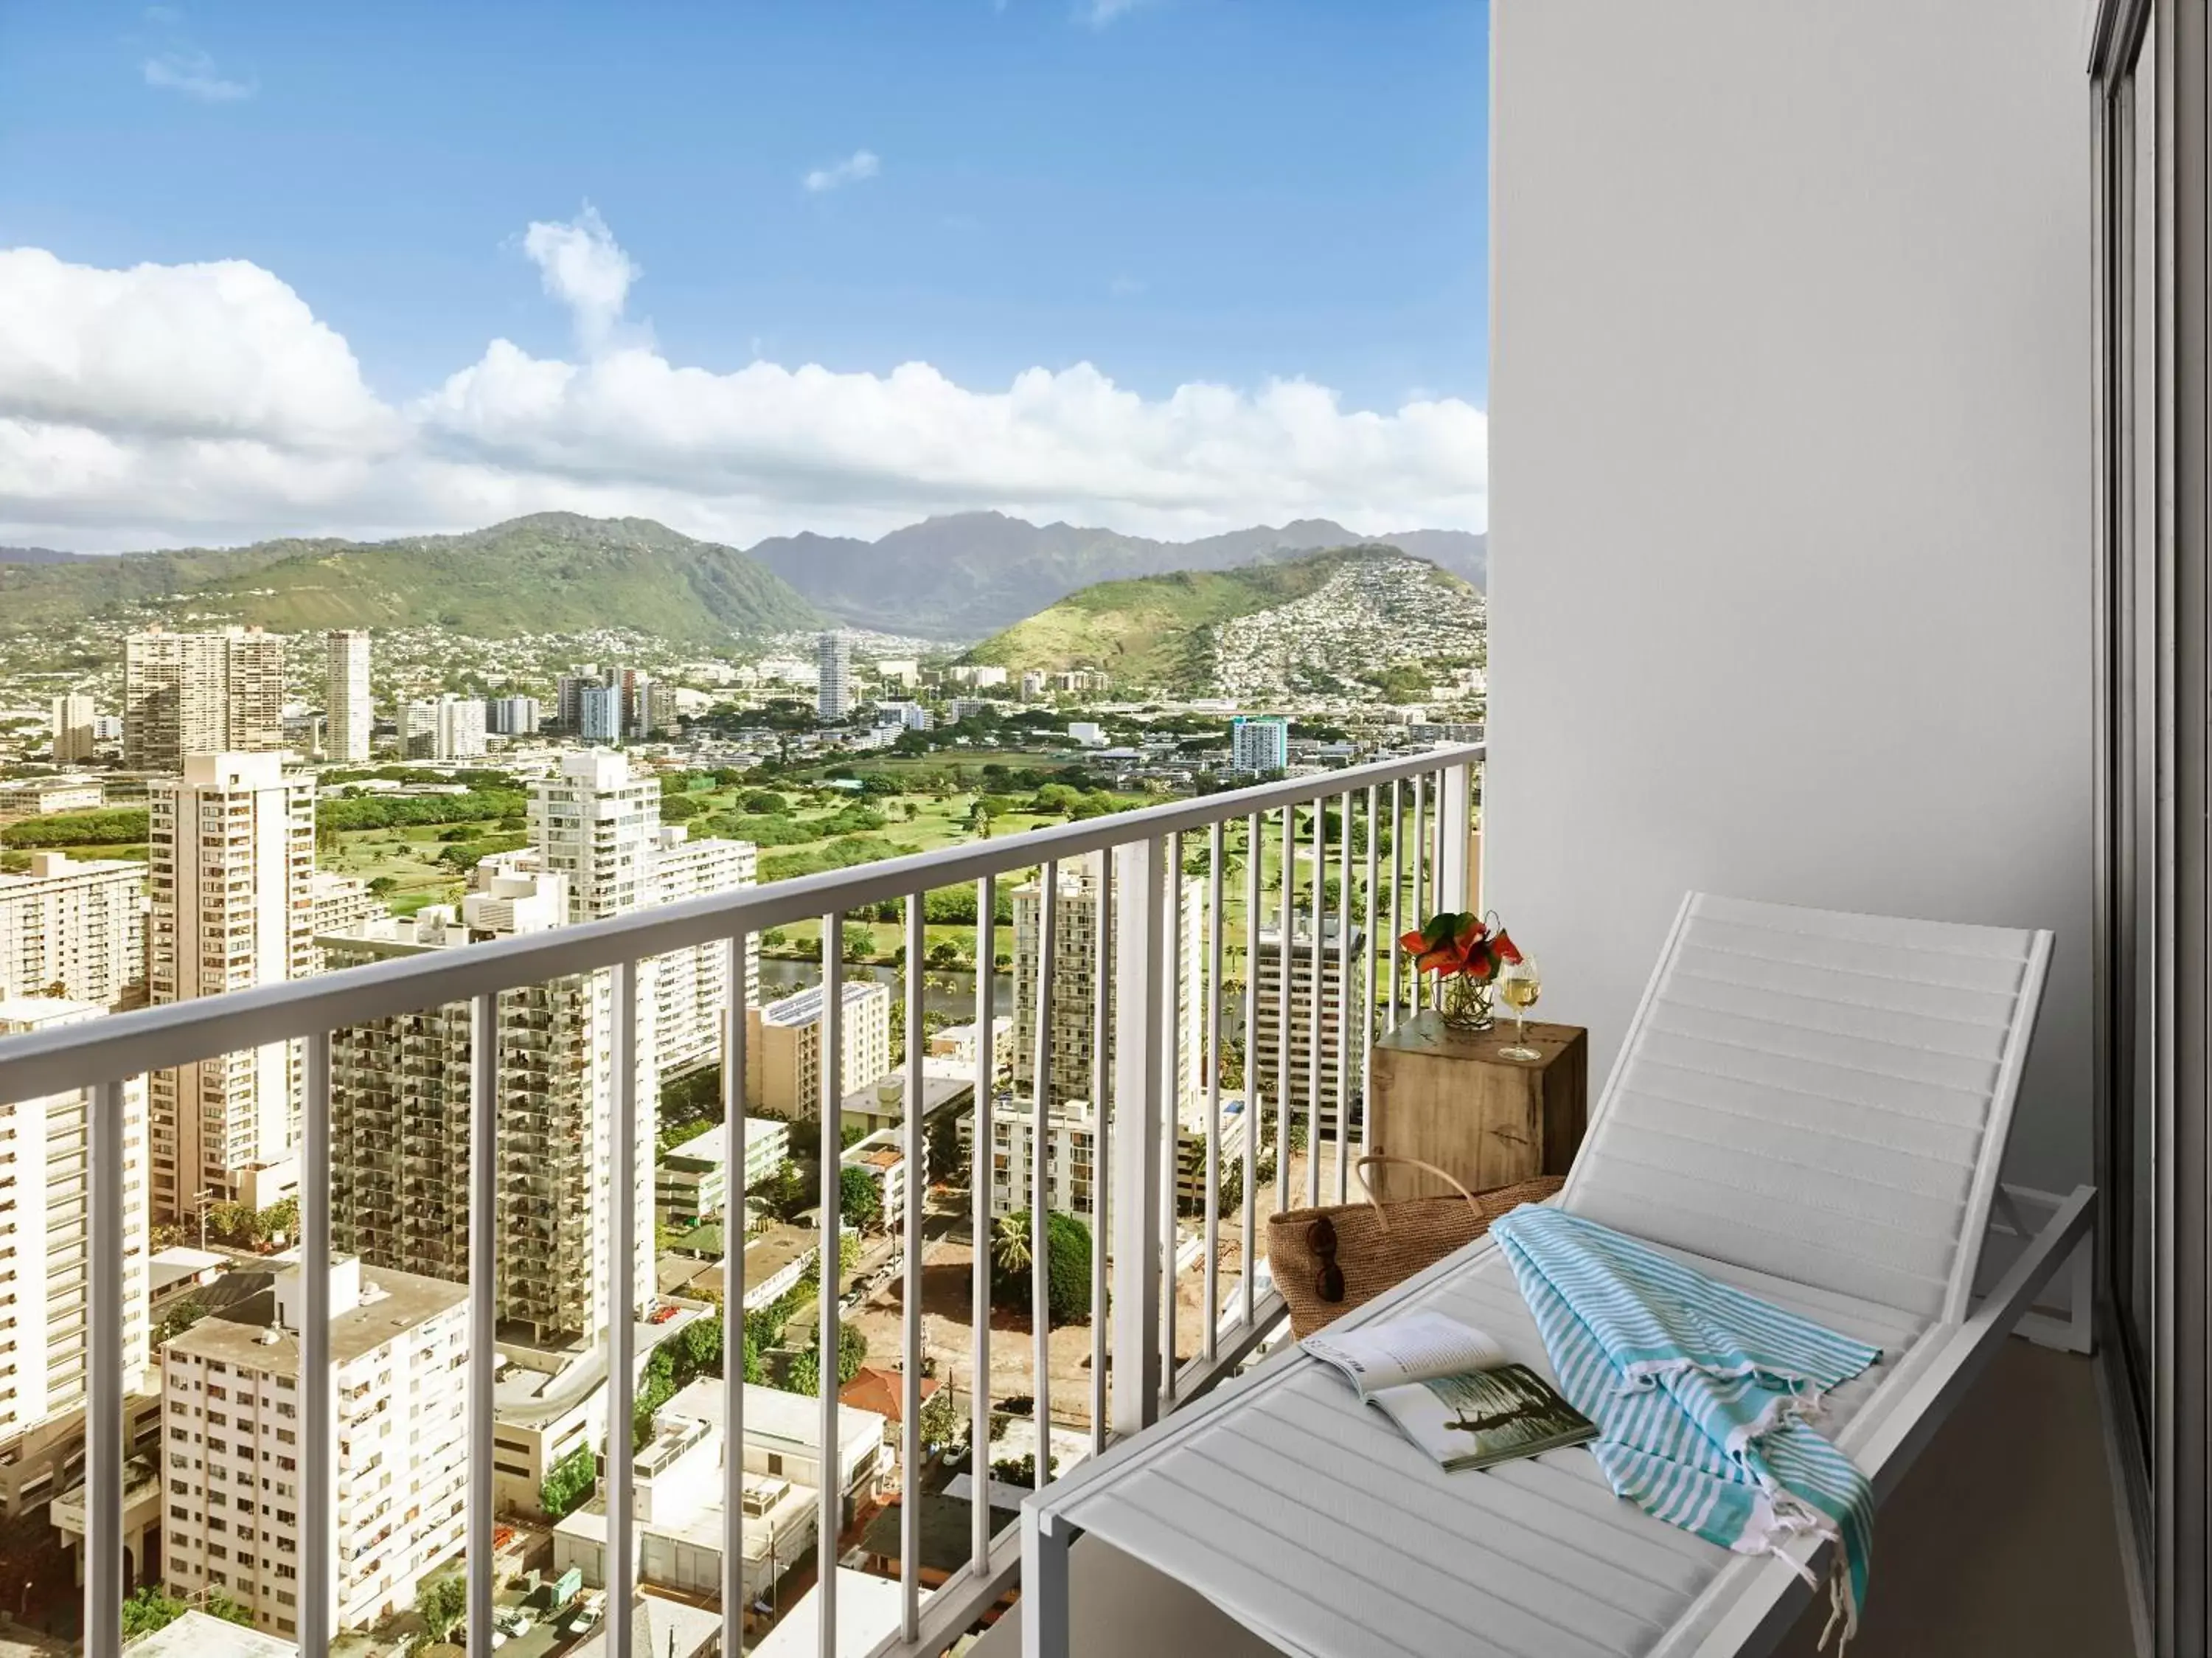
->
[2094,3,2208,1651]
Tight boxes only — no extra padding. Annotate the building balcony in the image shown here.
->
[0,4,2183,1651]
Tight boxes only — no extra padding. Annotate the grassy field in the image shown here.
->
[1,769,1436,995]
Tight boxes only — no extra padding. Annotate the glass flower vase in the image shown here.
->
[1440,975,1495,1032]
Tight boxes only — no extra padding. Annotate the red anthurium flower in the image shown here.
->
[1492,929,1523,965]
[1399,929,1431,957]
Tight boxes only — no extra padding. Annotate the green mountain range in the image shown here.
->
[962,544,1482,692]
[745,511,1486,636]
[0,514,819,645]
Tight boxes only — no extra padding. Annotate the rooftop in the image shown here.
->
[660,1117,787,1168]
[164,1262,464,1372]
[120,1609,296,1658]
[760,978,890,1027]
[753,1568,918,1658]
[664,1376,888,1463]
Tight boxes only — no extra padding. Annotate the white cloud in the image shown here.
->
[521,206,641,353]
[142,48,255,101]
[0,220,1486,552]
[803,150,881,194]
[1082,0,1153,25]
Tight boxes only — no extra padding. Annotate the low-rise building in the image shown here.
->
[159,1256,469,1640]
[968,1095,1097,1219]
[834,1058,975,1139]
[655,1117,790,1226]
[0,777,103,819]
[926,1017,1013,1073]
[551,1378,887,1605]
[488,1300,714,1516]
[840,1130,910,1233]
[747,980,892,1117]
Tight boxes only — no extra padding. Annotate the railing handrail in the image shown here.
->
[0,745,1480,1106]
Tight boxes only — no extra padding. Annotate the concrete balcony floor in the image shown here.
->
[976,1340,2138,1658]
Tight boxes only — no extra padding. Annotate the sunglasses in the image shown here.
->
[1307,1215,1345,1303]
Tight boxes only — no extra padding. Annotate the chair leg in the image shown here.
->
[1022,1511,1071,1658]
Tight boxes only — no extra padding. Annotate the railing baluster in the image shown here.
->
[610,962,639,1658]
[1203,819,1223,1362]
[85,1075,125,1658]
[1275,807,1291,1215]
[1388,780,1404,1027]
[1108,837,1165,1436]
[1335,792,1352,1205]
[467,992,498,1657]
[1088,859,1112,1455]
[970,878,995,1571]
[901,897,924,1640]
[818,918,844,1658]
[1030,862,1057,1487]
[1411,772,1427,1013]
[1307,803,1324,1210]
[302,1030,333,1657]
[1241,814,1259,1324]
[722,936,748,1658]
[1161,833,1180,1404]
[1362,785,1380,1165]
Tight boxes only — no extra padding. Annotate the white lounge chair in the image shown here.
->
[1021,892,2095,1658]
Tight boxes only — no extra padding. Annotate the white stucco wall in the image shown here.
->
[1486,1,2094,1190]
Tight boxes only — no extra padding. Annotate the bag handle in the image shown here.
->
[1352,1155,1483,1235]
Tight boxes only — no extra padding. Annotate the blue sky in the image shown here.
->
[0,1,1490,549]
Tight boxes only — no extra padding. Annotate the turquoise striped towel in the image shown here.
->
[1490,1206,1882,1649]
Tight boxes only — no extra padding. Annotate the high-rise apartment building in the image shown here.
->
[49,693,96,764]
[0,852,148,1006]
[555,665,605,729]
[1249,917,1368,1143]
[159,1256,468,1639]
[747,982,891,1117]
[319,873,655,1345]
[579,684,622,743]
[0,999,150,1517]
[1231,715,1290,774]
[817,632,852,722]
[325,631,372,764]
[147,754,315,1220]
[400,696,485,762]
[1010,856,1206,1121]
[648,826,759,1072]
[486,696,540,736]
[530,750,658,922]
[123,627,285,771]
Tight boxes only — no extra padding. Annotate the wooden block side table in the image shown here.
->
[1366,1012,1588,1202]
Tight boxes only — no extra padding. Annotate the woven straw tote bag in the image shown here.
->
[1267,1155,1564,1339]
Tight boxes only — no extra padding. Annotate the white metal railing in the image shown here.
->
[0,744,1481,1658]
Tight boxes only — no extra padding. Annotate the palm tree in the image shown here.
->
[991,1213,1032,1277]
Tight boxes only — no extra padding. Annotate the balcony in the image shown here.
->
[0,4,2183,1654]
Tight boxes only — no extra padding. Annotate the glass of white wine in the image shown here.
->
[1497,958,1543,1061]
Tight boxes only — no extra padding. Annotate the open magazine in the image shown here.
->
[1301,1311,1597,1473]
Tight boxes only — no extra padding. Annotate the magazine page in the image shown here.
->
[1299,1311,1509,1404]
[1370,1363,1598,1473]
